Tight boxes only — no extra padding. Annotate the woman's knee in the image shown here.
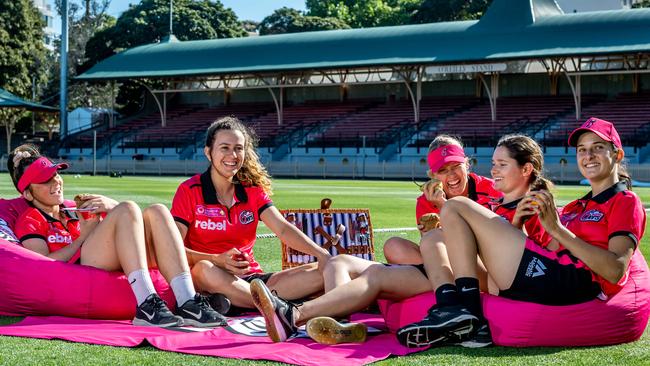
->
[143,203,170,220]
[112,200,142,220]
[383,237,405,258]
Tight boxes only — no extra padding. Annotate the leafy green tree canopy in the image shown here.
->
[305,0,420,28]
[410,0,491,23]
[259,7,349,35]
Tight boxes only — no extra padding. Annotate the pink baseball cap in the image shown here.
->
[568,117,622,149]
[427,144,466,173]
[17,157,69,193]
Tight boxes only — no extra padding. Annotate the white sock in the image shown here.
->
[127,269,157,306]
[170,272,196,306]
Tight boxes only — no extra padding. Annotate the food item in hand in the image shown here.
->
[417,213,441,232]
[420,178,443,193]
[74,194,93,208]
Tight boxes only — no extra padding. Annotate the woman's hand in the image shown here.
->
[529,190,562,236]
[214,248,251,275]
[78,194,119,214]
[425,184,446,209]
[512,196,536,229]
[77,212,100,238]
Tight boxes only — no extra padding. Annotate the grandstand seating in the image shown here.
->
[306,97,479,148]
[543,93,650,147]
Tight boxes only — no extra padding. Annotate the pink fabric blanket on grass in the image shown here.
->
[0,314,420,365]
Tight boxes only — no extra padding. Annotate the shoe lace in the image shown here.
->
[195,294,213,311]
[150,295,166,311]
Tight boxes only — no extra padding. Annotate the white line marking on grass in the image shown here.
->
[256,227,417,239]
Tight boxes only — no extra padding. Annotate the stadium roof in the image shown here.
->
[0,88,57,111]
[77,0,650,81]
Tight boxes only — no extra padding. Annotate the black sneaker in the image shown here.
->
[207,292,232,315]
[249,279,298,342]
[133,294,184,327]
[178,293,228,328]
[459,322,492,348]
[396,304,479,348]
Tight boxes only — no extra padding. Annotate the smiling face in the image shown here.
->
[25,174,64,207]
[204,129,246,181]
[576,131,620,184]
[432,161,469,198]
[491,146,530,196]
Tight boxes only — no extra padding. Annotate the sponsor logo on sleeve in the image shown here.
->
[239,211,254,225]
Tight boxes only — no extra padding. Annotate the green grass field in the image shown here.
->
[0,174,649,365]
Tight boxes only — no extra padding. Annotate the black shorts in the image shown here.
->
[240,272,274,284]
[499,239,601,305]
[383,263,428,278]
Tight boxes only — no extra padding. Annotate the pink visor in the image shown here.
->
[427,144,466,173]
[568,117,622,150]
[17,157,69,193]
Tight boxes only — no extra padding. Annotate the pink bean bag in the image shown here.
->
[0,198,174,320]
[378,251,650,347]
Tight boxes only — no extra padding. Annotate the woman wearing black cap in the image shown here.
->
[8,144,225,328]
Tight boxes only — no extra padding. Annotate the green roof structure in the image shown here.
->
[0,88,57,112]
[77,0,650,81]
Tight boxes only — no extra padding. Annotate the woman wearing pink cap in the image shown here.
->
[384,135,501,264]
[8,145,225,328]
[397,118,646,348]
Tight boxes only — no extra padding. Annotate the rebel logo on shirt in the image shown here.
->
[239,210,254,225]
[195,219,227,231]
[195,205,226,218]
[580,209,605,222]
[47,233,73,244]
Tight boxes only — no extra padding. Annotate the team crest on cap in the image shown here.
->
[585,118,597,127]
[580,209,604,222]
[240,210,254,224]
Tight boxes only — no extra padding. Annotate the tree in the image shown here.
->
[84,0,247,114]
[410,0,491,23]
[259,7,349,35]
[632,0,650,8]
[240,20,259,34]
[305,0,420,28]
[0,0,49,153]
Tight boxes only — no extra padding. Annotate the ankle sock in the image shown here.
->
[455,277,482,318]
[127,269,157,306]
[434,283,460,307]
[170,271,197,306]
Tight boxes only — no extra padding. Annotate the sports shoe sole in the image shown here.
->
[306,317,367,345]
[250,279,287,342]
[180,318,227,328]
[132,317,183,328]
[396,314,478,348]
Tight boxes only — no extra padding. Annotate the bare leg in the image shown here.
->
[441,197,527,290]
[266,263,323,300]
[322,254,376,292]
[142,204,190,280]
[191,261,255,307]
[419,229,454,290]
[80,201,147,274]
[383,236,422,264]
[295,264,431,325]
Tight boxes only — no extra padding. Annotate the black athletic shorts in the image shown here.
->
[240,272,274,284]
[383,263,428,277]
[499,239,601,305]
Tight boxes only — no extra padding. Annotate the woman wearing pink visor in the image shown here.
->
[384,135,501,264]
[8,145,226,328]
[397,118,645,348]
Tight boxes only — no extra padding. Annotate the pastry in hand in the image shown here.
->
[74,194,93,208]
[420,178,443,194]
[417,213,441,232]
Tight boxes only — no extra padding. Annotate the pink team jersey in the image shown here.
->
[415,172,502,223]
[559,182,646,296]
[171,171,274,274]
[491,198,552,248]
[14,205,81,263]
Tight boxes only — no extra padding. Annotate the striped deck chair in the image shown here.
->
[280,200,374,269]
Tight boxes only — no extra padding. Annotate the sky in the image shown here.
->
[48,0,307,23]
